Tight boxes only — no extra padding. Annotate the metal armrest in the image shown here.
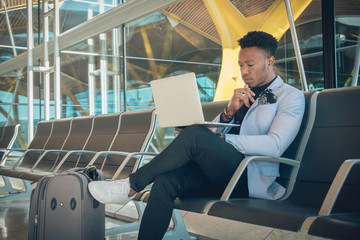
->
[87,151,158,181]
[110,152,158,181]
[51,150,99,175]
[0,148,17,164]
[0,148,27,156]
[0,148,13,151]
[30,149,76,171]
[10,149,49,169]
[87,150,136,166]
[318,159,360,216]
[220,156,300,201]
[6,148,31,153]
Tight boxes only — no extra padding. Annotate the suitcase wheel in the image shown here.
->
[51,198,57,210]
[70,198,77,210]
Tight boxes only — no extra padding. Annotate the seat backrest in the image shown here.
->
[0,125,6,146]
[0,124,20,161]
[22,120,54,163]
[41,115,95,171]
[0,124,20,148]
[20,118,72,169]
[70,112,122,169]
[277,91,317,194]
[28,120,54,149]
[289,87,360,212]
[42,118,72,150]
[62,115,95,151]
[98,109,156,179]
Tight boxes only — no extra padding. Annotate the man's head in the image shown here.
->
[237,31,278,88]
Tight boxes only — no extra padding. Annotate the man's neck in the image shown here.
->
[262,72,276,86]
[252,76,277,91]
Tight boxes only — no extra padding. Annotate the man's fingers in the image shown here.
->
[243,98,251,108]
[247,92,255,102]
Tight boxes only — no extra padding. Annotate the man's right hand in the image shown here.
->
[227,84,255,115]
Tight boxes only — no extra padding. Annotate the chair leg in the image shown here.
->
[105,201,145,236]
[163,209,197,240]
[0,179,32,201]
[0,176,18,194]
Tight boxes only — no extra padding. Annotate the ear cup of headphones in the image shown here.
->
[83,165,99,181]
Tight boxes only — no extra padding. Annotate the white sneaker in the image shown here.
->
[88,178,134,204]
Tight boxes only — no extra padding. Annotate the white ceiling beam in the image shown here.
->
[0,0,180,76]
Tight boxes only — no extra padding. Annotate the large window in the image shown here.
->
[335,16,360,87]
[276,0,360,90]
[125,12,221,110]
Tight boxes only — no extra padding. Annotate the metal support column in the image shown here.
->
[88,9,96,115]
[54,0,61,118]
[284,0,308,91]
[322,0,337,89]
[2,0,17,58]
[122,23,127,112]
[43,0,52,120]
[100,32,108,114]
[99,0,108,114]
[112,27,121,113]
[26,0,34,142]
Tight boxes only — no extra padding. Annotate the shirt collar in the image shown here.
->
[250,76,277,96]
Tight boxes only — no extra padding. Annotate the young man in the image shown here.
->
[89,31,305,239]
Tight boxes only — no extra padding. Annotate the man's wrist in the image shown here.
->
[222,107,235,121]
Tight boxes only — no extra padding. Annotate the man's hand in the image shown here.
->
[227,84,255,114]
[210,130,225,140]
[219,133,225,140]
[174,127,185,134]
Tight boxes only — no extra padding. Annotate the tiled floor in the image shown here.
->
[0,177,330,240]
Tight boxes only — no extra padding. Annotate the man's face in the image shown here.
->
[238,46,274,88]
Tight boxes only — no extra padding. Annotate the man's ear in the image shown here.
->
[267,56,275,67]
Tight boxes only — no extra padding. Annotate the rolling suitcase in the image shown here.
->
[28,166,105,240]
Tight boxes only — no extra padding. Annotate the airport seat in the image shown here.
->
[0,124,21,163]
[18,115,95,180]
[1,118,72,178]
[87,108,157,180]
[22,112,122,181]
[0,113,120,201]
[306,159,360,240]
[308,213,360,240]
[173,91,316,214]
[206,87,360,233]
[0,120,54,199]
[0,120,54,175]
[76,108,157,237]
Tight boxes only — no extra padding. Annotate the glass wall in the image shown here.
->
[125,13,222,109]
[335,15,360,87]
[59,11,222,151]
[60,27,124,117]
[276,0,360,90]
[0,67,31,148]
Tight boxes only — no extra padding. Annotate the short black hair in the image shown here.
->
[237,31,278,57]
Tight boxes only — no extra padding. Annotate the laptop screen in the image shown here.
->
[150,72,205,128]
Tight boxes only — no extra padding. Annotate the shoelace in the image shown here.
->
[107,180,129,194]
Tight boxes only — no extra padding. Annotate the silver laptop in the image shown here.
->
[150,72,239,128]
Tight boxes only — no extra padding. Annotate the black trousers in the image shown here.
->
[129,125,247,240]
